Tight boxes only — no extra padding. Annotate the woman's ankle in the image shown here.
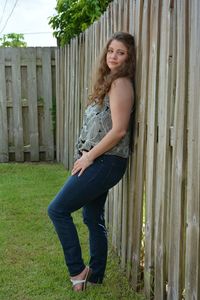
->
[70,266,87,280]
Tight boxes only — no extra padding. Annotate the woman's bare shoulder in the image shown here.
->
[110,77,134,99]
[112,77,133,87]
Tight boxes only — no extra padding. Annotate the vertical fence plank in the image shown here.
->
[112,1,118,33]
[75,36,80,141]
[116,180,123,256]
[63,45,70,169]
[56,47,64,163]
[122,0,129,31]
[185,0,200,299]
[129,0,135,35]
[166,0,177,291]
[83,29,89,107]
[112,184,119,250]
[125,27,136,283]
[121,174,128,269]
[126,153,137,280]
[154,1,172,298]
[42,48,54,161]
[0,48,8,162]
[55,48,60,162]
[144,0,160,297]
[167,1,187,299]
[130,0,144,289]
[69,39,75,169]
[118,0,123,31]
[26,48,39,161]
[11,48,24,161]
[79,33,85,124]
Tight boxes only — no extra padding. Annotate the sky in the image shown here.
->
[0,0,57,46]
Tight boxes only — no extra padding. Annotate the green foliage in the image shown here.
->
[49,0,112,46]
[0,33,27,47]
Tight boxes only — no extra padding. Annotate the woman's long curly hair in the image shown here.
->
[89,31,136,105]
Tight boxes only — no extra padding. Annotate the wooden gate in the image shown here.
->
[0,47,56,162]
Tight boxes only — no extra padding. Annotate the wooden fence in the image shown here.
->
[55,0,200,299]
[0,47,56,162]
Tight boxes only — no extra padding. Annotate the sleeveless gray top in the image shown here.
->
[74,95,131,160]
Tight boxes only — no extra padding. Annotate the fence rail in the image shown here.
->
[57,0,200,299]
[0,47,56,162]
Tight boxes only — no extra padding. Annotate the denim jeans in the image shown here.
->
[48,154,127,283]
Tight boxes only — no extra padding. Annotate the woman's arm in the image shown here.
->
[72,77,134,176]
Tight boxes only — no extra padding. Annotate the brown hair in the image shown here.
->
[89,31,136,105]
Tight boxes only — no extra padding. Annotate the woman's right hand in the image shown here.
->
[71,151,93,177]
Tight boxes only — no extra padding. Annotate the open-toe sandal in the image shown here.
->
[70,266,92,292]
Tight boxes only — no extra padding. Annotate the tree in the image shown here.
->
[49,0,112,46]
[0,33,27,47]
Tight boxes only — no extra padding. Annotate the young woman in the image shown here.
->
[48,31,136,292]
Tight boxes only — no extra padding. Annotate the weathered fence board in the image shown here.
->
[0,47,56,162]
[12,49,24,161]
[121,175,128,269]
[154,0,172,298]
[185,0,200,299]
[55,47,64,163]
[167,1,187,299]
[144,0,160,296]
[0,49,8,162]
[55,0,200,299]
[42,48,54,161]
[64,45,69,168]
[129,0,144,290]
[26,49,39,161]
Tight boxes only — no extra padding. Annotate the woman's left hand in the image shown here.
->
[71,151,93,176]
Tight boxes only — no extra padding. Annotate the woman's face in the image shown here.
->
[106,39,128,72]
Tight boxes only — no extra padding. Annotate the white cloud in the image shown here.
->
[0,0,57,46]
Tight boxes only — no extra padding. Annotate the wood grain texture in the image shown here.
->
[185,0,200,299]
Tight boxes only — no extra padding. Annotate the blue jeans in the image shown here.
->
[48,154,127,283]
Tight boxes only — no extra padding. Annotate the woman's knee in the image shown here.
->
[47,196,72,220]
[47,198,62,219]
[47,202,56,219]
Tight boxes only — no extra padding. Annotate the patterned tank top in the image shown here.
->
[74,95,131,160]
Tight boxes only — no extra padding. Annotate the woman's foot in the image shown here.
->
[70,266,92,292]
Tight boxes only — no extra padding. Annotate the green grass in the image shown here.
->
[0,163,144,300]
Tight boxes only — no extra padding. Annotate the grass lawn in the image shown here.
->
[0,163,144,300]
